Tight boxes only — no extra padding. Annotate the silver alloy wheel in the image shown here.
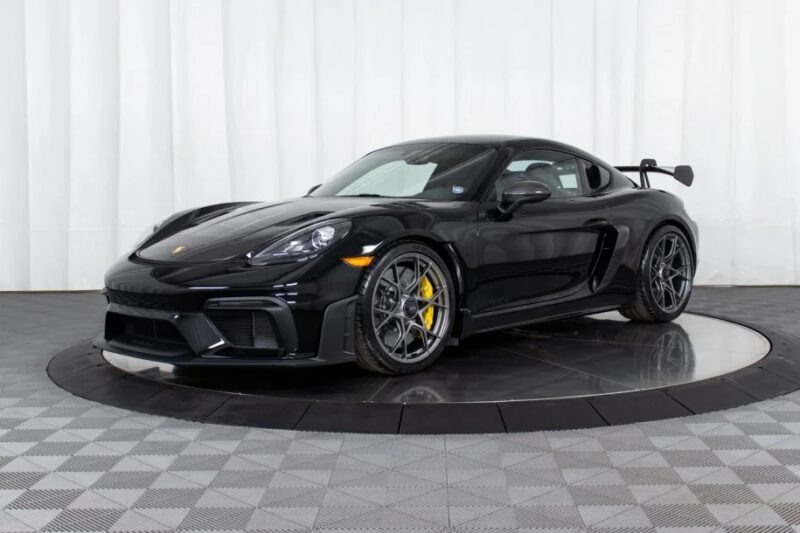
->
[370,252,450,364]
[649,232,692,313]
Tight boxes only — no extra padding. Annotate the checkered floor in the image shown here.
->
[1,287,800,532]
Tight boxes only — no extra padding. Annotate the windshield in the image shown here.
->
[310,143,494,200]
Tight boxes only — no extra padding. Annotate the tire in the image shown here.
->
[619,225,694,322]
[354,241,456,375]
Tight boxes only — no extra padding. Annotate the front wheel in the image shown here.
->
[354,242,455,375]
[619,225,694,322]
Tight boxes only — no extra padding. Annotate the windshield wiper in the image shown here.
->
[341,193,387,198]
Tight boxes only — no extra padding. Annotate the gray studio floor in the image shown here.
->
[2,287,800,532]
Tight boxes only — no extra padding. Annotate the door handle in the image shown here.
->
[584,217,610,227]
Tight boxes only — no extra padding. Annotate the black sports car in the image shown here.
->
[98,135,697,375]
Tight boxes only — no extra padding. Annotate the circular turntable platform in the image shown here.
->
[48,312,800,434]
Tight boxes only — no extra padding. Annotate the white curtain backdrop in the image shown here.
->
[1,0,799,290]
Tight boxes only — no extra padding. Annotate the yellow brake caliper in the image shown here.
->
[419,275,434,330]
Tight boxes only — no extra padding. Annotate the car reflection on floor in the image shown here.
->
[104,312,769,404]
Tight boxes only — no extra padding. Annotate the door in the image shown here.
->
[471,149,611,313]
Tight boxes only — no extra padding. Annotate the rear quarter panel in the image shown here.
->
[603,187,698,298]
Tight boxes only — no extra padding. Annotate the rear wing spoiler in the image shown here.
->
[615,159,694,188]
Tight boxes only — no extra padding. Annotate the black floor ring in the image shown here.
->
[47,312,800,434]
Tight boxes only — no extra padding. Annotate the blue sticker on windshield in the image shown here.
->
[452,185,464,194]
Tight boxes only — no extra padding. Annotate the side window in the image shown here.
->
[583,161,611,192]
[494,150,583,200]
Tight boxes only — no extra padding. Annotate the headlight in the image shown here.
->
[248,220,351,265]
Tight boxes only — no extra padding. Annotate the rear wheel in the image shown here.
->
[355,242,455,375]
[619,225,694,322]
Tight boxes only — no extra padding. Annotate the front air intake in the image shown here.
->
[105,313,186,346]
[206,310,280,350]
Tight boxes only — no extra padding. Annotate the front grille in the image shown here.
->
[106,289,202,312]
[106,313,186,345]
[207,310,280,350]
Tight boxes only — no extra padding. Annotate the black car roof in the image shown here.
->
[390,135,610,167]
[392,135,529,147]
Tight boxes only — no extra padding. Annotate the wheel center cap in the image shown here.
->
[401,298,419,318]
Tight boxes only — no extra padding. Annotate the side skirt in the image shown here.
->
[458,296,628,338]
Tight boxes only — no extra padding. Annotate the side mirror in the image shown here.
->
[306,184,322,196]
[498,180,551,218]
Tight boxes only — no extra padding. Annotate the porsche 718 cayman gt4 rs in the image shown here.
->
[97,136,697,375]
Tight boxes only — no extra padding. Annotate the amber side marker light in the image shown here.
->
[342,256,374,267]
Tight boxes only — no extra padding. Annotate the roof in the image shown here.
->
[392,134,532,147]
[390,135,609,167]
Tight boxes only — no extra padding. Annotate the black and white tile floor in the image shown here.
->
[1,287,800,531]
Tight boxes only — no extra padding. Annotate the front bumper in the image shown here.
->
[94,295,358,367]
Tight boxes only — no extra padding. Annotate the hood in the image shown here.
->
[136,196,403,263]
